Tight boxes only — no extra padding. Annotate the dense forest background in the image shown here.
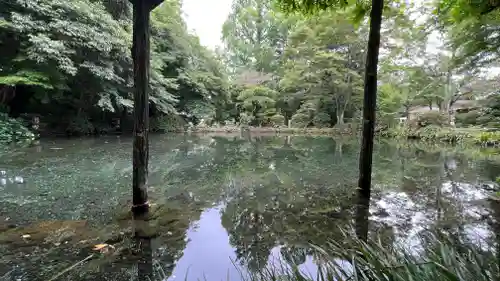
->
[0,0,499,141]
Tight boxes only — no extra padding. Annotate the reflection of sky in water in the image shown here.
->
[1,136,499,280]
[371,180,494,253]
[169,207,240,281]
[169,207,352,281]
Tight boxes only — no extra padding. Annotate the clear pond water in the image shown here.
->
[0,134,499,280]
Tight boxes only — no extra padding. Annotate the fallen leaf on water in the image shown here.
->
[92,243,115,254]
[92,244,108,250]
[21,234,31,239]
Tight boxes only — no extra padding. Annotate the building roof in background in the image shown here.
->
[234,70,273,86]
[409,100,478,114]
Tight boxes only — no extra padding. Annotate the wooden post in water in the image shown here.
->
[357,0,383,207]
[131,0,164,216]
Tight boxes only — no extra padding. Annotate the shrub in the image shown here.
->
[239,113,254,126]
[474,131,500,146]
[380,123,413,139]
[150,115,186,132]
[67,115,94,135]
[269,114,285,127]
[0,113,36,144]
[312,112,331,128]
[290,113,310,128]
[455,110,481,127]
[417,111,449,128]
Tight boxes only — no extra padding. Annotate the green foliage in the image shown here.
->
[279,11,364,127]
[311,234,498,281]
[0,0,228,135]
[150,115,186,132]
[436,0,500,67]
[455,110,481,127]
[417,111,450,128]
[1,0,499,135]
[222,0,298,73]
[0,71,53,88]
[474,131,500,146]
[269,114,286,126]
[382,122,480,144]
[0,113,36,144]
[290,112,311,127]
[312,112,331,128]
[237,86,279,126]
[477,93,500,128]
[377,83,404,127]
[66,115,95,135]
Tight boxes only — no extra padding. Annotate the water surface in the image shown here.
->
[0,134,499,280]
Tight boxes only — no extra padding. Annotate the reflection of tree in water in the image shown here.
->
[371,141,498,252]
[221,177,356,273]
[280,246,307,266]
[211,136,367,272]
[4,135,500,279]
[221,170,277,272]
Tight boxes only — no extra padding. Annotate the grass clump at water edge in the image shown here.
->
[240,236,497,281]
[92,232,498,281]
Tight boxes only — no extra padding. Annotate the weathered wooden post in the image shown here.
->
[131,0,164,216]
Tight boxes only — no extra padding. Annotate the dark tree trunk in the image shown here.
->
[131,0,152,215]
[357,0,384,206]
[133,209,154,280]
[135,222,153,280]
[355,192,370,241]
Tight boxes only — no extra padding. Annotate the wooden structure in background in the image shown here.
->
[131,0,164,215]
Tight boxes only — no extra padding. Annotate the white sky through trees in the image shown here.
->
[180,0,499,76]
[182,0,232,49]
[180,0,438,51]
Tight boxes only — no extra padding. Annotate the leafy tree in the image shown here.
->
[280,11,364,125]
[0,0,228,138]
[437,0,500,68]
[273,0,385,223]
[238,85,279,126]
[222,0,298,73]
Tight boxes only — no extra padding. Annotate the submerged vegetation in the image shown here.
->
[1,0,500,278]
[0,135,499,279]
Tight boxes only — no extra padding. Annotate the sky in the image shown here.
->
[181,0,232,50]
[180,0,499,76]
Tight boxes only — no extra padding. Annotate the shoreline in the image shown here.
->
[187,126,355,136]
[6,125,500,148]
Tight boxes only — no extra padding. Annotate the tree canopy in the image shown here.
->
[0,0,499,143]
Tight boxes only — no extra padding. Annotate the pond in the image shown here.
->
[0,134,499,280]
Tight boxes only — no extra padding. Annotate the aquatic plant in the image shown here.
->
[149,233,499,281]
